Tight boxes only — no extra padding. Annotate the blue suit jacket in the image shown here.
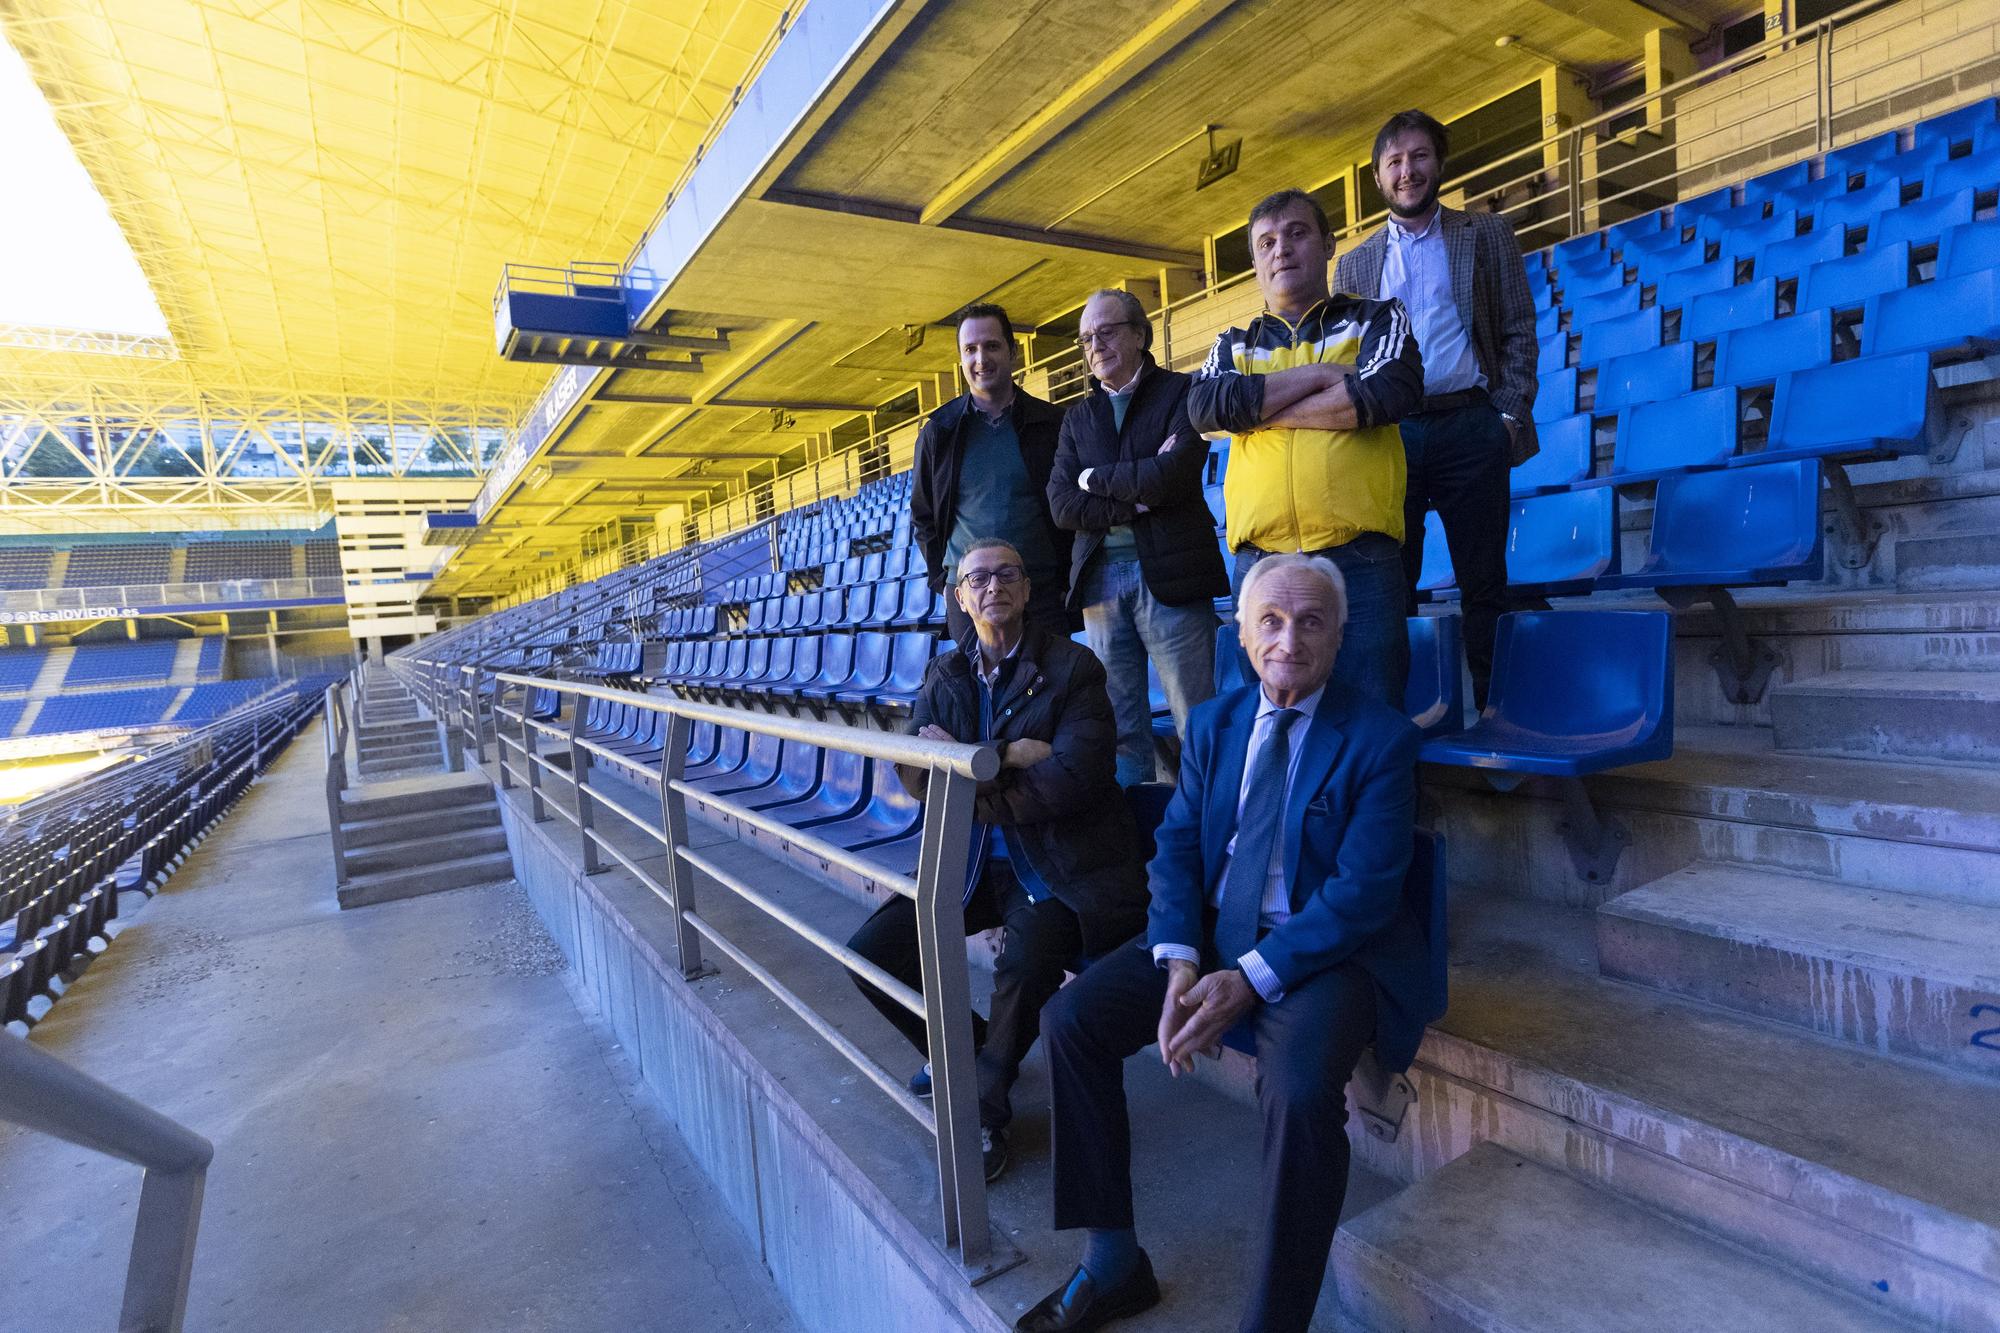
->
[1146,679,1430,1070]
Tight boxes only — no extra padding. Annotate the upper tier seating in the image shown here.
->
[64,640,180,687]
[63,543,171,588]
[0,649,47,694]
[304,541,342,579]
[184,540,294,582]
[0,547,53,591]
[28,687,178,736]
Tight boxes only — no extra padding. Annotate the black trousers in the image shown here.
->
[847,864,1084,1131]
[1399,401,1511,710]
[1041,939,1378,1333]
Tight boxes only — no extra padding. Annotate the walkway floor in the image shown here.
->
[0,719,800,1332]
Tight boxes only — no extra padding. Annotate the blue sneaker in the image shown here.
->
[908,1062,932,1099]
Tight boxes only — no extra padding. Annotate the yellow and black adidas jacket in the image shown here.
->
[1187,294,1423,553]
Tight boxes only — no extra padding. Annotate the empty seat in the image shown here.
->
[1537,332,1570,375]
[1758,350,1935,464]
[1569,285,1641,328]
[1629,237,1704,285]
[1913,97,1997,154]
[830,631,896,708]
[1416,511,1455,597]
[1607,460,1824,591]
[1511,413,1592,495]
[1563,263,1628,300]
[740,741,826,812]
[1773,174,1852,214]
[1821,131,1901,181]
[1533,367,1579,423]
[1864,266,2000,358]
[1870,188,1975,250]
[1654,257,1735,309]
[1674,187,1735,222]
[1872,140,1950,190]
[1754,226,1845,280]
[1682,277,1777,342]
[1797,241,1909,312]
[1715,210,1799,261]
[872,632,940,714]
[1418,610,1674,777]
[1743,160,1810,204]
[1506,488,1617,593]
[1212,622,1254,694]
[1595,385,1737,486]
[1940,217,2000,278]
[1813,178,1903,237]
[1553,233,1603,266]
[1925,146,2000,200]
[795,758,922,853]
[1535,305,1562,339]
[769,748,870,826]
[1605,211,1666,249]
[1714,307,1833,385]
[1594,342,1695,415]
[1405,615,1465,738]
[1562,249,1621,281]
[1577,306,1660,367]
[1696,200,1770,242]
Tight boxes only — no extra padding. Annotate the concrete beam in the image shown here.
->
[1519,0,1707,43]
[763,188,1202,269]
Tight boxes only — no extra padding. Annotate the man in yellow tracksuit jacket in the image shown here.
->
[1188,187,1425,706]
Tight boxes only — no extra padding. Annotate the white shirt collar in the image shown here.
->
[975,633,1022,686]
[1106,363,1145,397]
[1387,207,1442,246]
[1255,682,1326,723]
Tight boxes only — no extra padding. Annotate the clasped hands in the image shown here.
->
[1156,958,1258,1077]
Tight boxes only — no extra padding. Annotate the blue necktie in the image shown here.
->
[1214,708,1299,965]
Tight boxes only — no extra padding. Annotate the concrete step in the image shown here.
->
[358,755,443,777]
[1425,724,2000,907]
[1597,863,2000,1076]
[1897,533,2000,593]
[338,772,493,822]
[336,848,513,910]
[342,826,508,878]
[340,800,499,848]
[1359,895,2000,1329]
[1770,670,2000,763]
[355,737,440,761]
[1336,1143,1900,1333]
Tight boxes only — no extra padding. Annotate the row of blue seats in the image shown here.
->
[715,577,947,638]
[646,628,941,715]
[823,547,922,588]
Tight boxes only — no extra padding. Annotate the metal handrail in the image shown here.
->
[481,669,1007,1276]
[0,577,344,618]
[323,681,352,884]
[0,1033,213,1332]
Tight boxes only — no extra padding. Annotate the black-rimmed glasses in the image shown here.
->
[956,564,1025,590]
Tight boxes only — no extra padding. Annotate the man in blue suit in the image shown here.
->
[1016,553,1426,1333]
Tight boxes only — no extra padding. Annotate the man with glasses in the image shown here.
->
[1188,188,1424,707]
[1337,110,1539,710]
[1048,288,1228,786]
[912,302,1074,640]
[845,538,1148,1183]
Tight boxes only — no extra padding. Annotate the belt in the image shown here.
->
[1411,387,1490,416]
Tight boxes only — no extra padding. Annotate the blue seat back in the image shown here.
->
[1822,131,1901,180]
[1864,266,2000,358]
[1755,226,1845,280]
[1743,160,1810,203]
[1716,210,1798,259]
[1562,249,1621,281]
[1940,217,2000,279]
[1534,367,1578,423]
[1578,306,1660,366]
[1636,460,1824,584]
[1506,489,1617,589]
[849,631,892,685]
[1798,241,1909,312]
[1813,178,1901,236]
[1770,351,1933,453]
[1537,332,1569,375]
[813,633,856,685]
[1511,412,1592,492]
[1696,200,1769,242]
[1914,98,1998,153]
[1871,188,1975,250]
[1715,307,1833,385]
[1553,233,1603,265]
[785,635,824,684]
[1614,385,1738,475]
[1654,257,1734,309]
[1872,140,1949,189]
[1569,285,1641,328]
[1675,186,1735,222]
[1564,264,1627,300]
[1925,147,2000,202]
[1212,623,1254,694]
[740,637,771,680]
[1773,174,1852,214]
[1485,610,1673,749]
[1594,342,1694,415]
[1416,510,1455,592]
[1605,211,1665,249]
[1630,237,1705,285]
[1683,278,1777,342]
[1405,615,1464,738]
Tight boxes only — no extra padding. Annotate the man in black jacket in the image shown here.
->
[846,538,1148,1182]
[910,303,1073,640]
[1048,288,1228,785]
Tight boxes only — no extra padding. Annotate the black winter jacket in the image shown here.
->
[895,624,1149,954]
[1046,356,1229,610]
[909,389,1069,595]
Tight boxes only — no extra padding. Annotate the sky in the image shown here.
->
[0,34,170,340]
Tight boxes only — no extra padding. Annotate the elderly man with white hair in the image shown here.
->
[1016,553,1426,1333]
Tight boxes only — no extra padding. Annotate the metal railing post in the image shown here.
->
[495,683,516,792]
[523,697,548,822]
[657,712,711,978]
[913,764,989,1269]
[1814,28,1832,153]
[569,703,603,874]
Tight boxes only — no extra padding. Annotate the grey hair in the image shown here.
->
[1235,552,1348,631]
[1083,287,1153,351]
[956,537,1023,574]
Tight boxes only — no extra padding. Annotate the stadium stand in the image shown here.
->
[28,688,180,736]
[173,679,282,723]
[0,649,46,695]
[303,540,341,579]
[183,539,293,582]
[61,543,171,588]
[0,548,52,591]
[62,640,179,687]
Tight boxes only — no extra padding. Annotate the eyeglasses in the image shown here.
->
[956,564,1025,590]
[1075,322,1140,349]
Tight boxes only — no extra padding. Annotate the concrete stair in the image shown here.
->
[335,771,510,909]
[1769,670,2000,764]
[1336,1143,1900,1332]
[1897,532,2000,592]
[1597,863,2000,1075]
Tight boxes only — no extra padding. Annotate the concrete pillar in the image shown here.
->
[1541,65,1599,231]
[1762,0,1787,41]
[125,618,138,640]
[367,636,384,665]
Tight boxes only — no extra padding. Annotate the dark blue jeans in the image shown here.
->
[1231,533,1408,709]
[1399,402,1511,709]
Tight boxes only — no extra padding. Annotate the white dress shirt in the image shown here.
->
[1379,209,1482,396]
[1152,683,1326,1002]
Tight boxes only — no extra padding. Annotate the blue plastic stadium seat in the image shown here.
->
[1563,264,1628,300]
[1743,160,1811,204]
[831,632,897,708]
[1534,367,1579,423]
[1714,307,1834,386]
[1506,488,1617,593]
[1913,98,1998,154]
[1822,131,1902,182]
[770,748,870,827]
[1419,611,1674,777]
[1630,237,1704,285]
[1755,226,1846,280]
[740,740,826,812]
[1797,241,1909,313]
[1774,175,1853,214]
[1212,622,1254,694]
[1864,266,2000,358]
[1416,511,1455,597]
[1715,210,1800,261]
[1606,211,1666,250]
[1809,178,1902,238]
[1569,285,1641,328]
[1592,384,1737,486]
[1594,341,1695,415]
[872,632,940,714]
[1870,188,1976,250]
[1553,233,1603,266]
[1537,333,1570,375]
[1696,200,1769,242]
[1940,218,2000,278]
[1405,615,1465,738]
[1511,413,1593,495]
[1523,249,1549,278]
[1676,187,1735,222]
[1535,305,1562,339]
[1682,277,1777,342]
[1654,257,1735,310]
[1578,306,1660,367]
[1562,249,1621,281]
[1756,351,1935,464]
[1925,147,2000,200]
[1872,140,1950,190]
[1607,460,1824,591]
[799,758,923,854]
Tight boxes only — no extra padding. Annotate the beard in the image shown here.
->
[1388,180,1439,218]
